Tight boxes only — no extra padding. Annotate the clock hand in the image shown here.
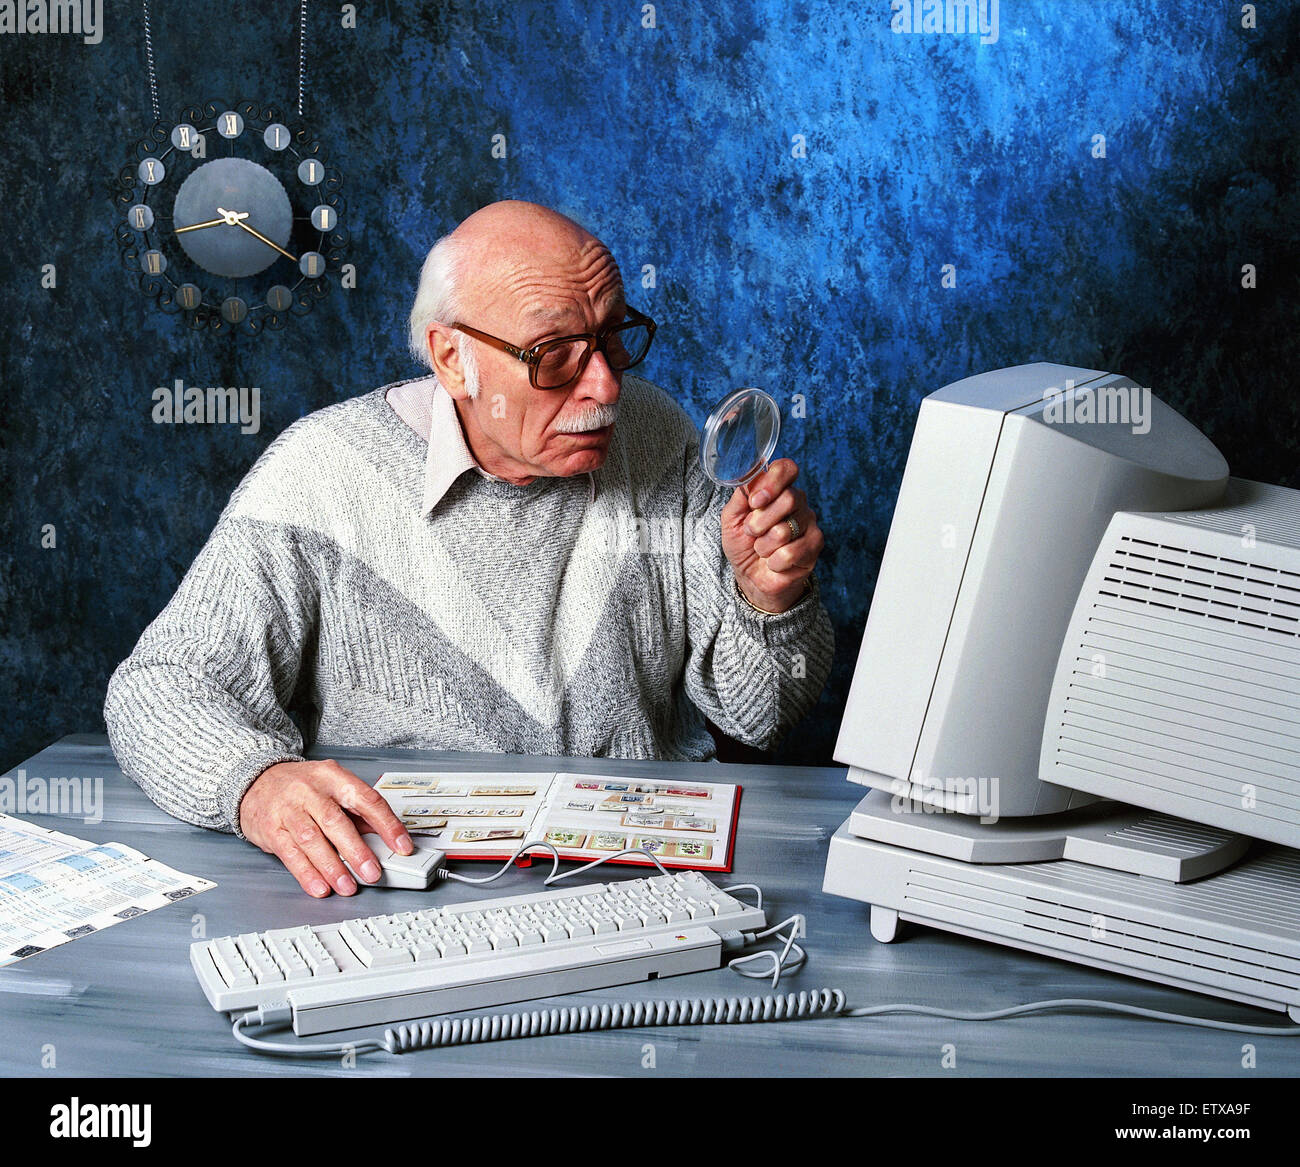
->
[233,218,298,263]
[177,207,251,235]
[174,215,228,235]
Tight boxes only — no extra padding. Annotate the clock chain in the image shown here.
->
[141,0,160,123]
[139,1,311,124]
[298,0,309,118]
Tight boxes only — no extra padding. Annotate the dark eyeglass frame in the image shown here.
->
[450,306,657,390]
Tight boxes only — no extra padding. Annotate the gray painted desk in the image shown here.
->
[2,735,1296,1078]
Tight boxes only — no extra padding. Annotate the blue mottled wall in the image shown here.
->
[1,1,1296,773]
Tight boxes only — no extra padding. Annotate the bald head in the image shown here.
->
[450,201,597,266]
[449,202,623,336]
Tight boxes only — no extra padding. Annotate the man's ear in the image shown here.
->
[428,324,469,401]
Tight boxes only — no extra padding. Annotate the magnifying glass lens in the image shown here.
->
[700,387,781,488]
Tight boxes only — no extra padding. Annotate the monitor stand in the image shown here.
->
[824,786,1300,1021]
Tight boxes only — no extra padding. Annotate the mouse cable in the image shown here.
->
[721,883,763,908]
[725,916,808,989]
[437,842,669,888]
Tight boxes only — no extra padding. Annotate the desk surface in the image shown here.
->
[2,735,1296,1078]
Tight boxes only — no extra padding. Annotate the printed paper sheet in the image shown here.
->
[0,813,216,967]
[374,770,741,872]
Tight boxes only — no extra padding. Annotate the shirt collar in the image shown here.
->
[388,375,596,516]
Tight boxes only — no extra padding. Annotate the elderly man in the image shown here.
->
[105,200,833,897]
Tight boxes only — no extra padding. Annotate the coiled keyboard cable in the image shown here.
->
[232,989,1300,1058]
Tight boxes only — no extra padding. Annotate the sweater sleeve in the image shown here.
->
[678,427,835,751]
[103,514,317,837]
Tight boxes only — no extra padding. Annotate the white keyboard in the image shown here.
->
[192,871,768,1036]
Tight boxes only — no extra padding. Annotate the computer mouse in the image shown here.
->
[344,836,445,890]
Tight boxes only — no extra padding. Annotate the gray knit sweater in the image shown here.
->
[103,375,834,837]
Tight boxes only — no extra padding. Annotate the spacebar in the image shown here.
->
[284,926,722,1036]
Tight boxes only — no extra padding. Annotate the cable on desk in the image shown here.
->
[439,842,669,888]
[231,992,1300,1059]
[382,988,847,1052]
[233,1009,387,1058]
[726,914,807,989]
[841,998,1300,1034]
[232,989,846,1057]
[721,883,763,909]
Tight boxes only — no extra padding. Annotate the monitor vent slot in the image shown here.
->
[1102,815,1243,857]
[1096,535,1300,639]
[902,865,1300,993]
[1159,495,1300,546]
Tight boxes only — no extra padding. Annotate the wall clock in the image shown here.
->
[114,99,348,335]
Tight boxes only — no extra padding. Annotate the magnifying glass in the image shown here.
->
[699,386,781,493]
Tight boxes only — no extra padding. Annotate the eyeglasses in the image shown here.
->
[451,306,657,390]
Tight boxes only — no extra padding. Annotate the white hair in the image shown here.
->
[408,232,480,397]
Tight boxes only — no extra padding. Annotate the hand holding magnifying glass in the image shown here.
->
[699,387,825,615]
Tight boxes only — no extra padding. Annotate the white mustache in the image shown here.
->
[554,404,618,434]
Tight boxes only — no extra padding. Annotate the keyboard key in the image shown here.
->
[711,895,746,917]
[236,935,284,984]
[264,936,314,983]
[210,938,256,988]
[296,933,340,975]
[366,946,414,968]
[340,921,413,968]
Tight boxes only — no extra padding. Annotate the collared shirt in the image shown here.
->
[386,375,596,515]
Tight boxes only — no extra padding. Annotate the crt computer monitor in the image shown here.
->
[824,362,1300,1020]
[834,362,1229,819]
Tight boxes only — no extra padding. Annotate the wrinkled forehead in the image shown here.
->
[469,236,625,333]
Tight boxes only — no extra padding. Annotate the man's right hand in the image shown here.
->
[238,759,415,897]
